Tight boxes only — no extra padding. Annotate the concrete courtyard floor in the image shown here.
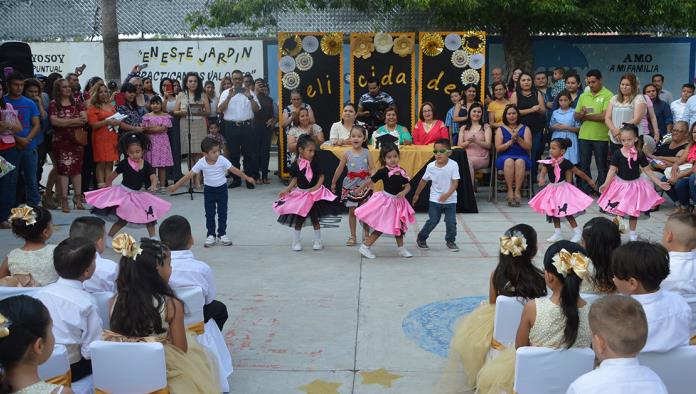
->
[1,157,674,393]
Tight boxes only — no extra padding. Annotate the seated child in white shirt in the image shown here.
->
[69,216,118,293]
[567,294,667,394]
[36,237,102,382]
[661,213,696,339]
[159,215,228,330]
[611,241,691,352]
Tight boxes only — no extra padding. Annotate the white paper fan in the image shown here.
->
[451,50,470,68]
[302,36,319,53]
[374,33,394,53]
[461,69,480,85]
[444,33,463,51]
[469,53,484,70]
[282,72,300,90]
[295,53,313,71]
[279,56,296,73]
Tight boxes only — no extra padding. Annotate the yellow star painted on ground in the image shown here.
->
[298,379,342,394]
[360,368,403,387]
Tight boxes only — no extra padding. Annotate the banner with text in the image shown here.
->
[350,32,416,130]
[27,42,104,84]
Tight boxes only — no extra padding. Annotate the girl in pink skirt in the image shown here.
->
[86,132,172,239]
[273,135,338,251]
[143,96,174,191]
[355,143,415,259]
[529,138,596,243]
[598,124,670,241]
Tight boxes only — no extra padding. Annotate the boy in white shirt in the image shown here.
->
[159,215,228,330]
[567,295,667,394]
[661,212,696,338]
[611,241,691,352]
[36,237,102,382]
[69,216,118,293]
[412,138,460,251]
[169,137,255,248]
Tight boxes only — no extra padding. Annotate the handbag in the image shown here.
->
[74,127,88,145]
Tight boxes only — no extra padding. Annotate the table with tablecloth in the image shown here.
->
[317,144,478,213]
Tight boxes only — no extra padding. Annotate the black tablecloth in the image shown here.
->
[316,149,478,213]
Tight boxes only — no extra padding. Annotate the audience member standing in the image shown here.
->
[510,72,546,180]
[254,79,275,184]
[652,73,674,104]
[161,78,183,182]
[175,72,210,190]
[356,77,395,135]
[671,83,695,122]
[643,83,673,138]
[0,84,23,228]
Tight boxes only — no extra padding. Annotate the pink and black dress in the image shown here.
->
[529,157,593,220]
[85,159,171,224]
[273,158,338,227]
[143,115,174,167]
[597,148,664,217]
[355,166,415,236]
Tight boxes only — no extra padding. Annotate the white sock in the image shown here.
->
[573,227,581,234]
[629,230,637,240]
[314,229,321,240]
[554,228,562,235]
[293,230,301,243]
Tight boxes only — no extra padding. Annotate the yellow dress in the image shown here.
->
[476,298,592,394]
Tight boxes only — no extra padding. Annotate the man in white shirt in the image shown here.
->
[69,216,118,293]
[36,237,102,382]
[159,215,228,330]
[652,73,674,104]
[567,295,667,394]
[218,69,260,189]
[661,213,696,335]
[670,83,695,122]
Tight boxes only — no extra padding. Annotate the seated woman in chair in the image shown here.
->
[495,104,532,206]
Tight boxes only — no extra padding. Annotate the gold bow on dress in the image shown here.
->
[112,233,142,260]
[9,205,37,225]
[552,249,590,279]
[499,232,527,257]
[0,312,10,338]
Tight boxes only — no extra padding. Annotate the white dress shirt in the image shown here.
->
[218,88,259,122]
[659,89,673,106]
[686,95,696,128]
[83,252,118,293]
[632,289,691,352]
[566,358,667,394]
[662,251,696,334]
[36,278,103,363]
[168,250,217,305]
[671,99,688,122]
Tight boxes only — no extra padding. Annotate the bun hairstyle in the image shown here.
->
[118,131,151,155]
[582,217,620,293]
[10,204,52,242]
[0,295,52,394]
[543,240,588,348]
[550,137,573,150]
[620,123,639,137]
[378,142,400,166]
[493,224,547,300]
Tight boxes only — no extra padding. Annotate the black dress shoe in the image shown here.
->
[228,180,241,189]
[246,182,255,189]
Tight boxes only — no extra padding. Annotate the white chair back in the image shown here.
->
[492,295,526,348]
[90,340,167,394]
[38,344,70,381]
[173,286,205,332]
[0,286,38,300]
[682,294,696,335]
[513,347,595,394]
[638,346,696,394]
[91,291,114,330]
[579,293,602,304]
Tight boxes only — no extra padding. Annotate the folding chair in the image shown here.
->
[513,347,595,394]
[38,344,93,394]
[90,341,168,394]
[489,148,534,202]
[0,286,38,300]
[682,294,696,338]
[491,296,526,352]
[91,291,114,330]
[638,346,696,394]
[579,293,602,305]
[172,286,205,334]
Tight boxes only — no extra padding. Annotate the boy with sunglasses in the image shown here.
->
[412,138,460,251]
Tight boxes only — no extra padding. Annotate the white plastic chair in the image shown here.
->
[173,286,205,334]
[0,286,38,300]
[513,347,595,394]
[492,295,526,350]
[38,344,70,382]
[682,294,696,336]
[638,346,696,394]
[91,291,114,330]
[90,340,167,394]
[579,293,602,304]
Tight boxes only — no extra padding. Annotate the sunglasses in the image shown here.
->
[433,149,451,154]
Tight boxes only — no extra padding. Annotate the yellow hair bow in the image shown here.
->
[612,216,627,234]
[500,232,527,257]
[552,248,591,279]
[0,312,10,338]
[9,205,37,226]
[112,233,142,260]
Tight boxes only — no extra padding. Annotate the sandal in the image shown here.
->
[263,178,271,185]
[346,236,356,246]
[507,198,513,207]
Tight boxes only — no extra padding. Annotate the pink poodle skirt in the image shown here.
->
[355,191,415,236]
[528,181,593,218]
[273,185,338,227]
[85,184,172,224]
[597,177,664,217]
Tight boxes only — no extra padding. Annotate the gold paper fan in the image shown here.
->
[421,33,444,57]
[321,33,342,56]
[352,34,375,59]
[392,34,414,57]
[281,34,302,57]
[463,31,486,54]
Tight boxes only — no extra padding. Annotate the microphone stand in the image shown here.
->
[172,90,203,200]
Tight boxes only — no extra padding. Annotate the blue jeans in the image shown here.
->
[690,173,696,206]
[531,131,544,180]
[418,202,457,243]
[578,139,608,193]
[0,147,20,222]
[204,184,228,237]
[663,175,692,207]
[18,147,40,206]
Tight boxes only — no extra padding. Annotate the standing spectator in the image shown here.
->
[671,83,695,122]
[254,79,275,184]
[23,79,56,209]
[451,84,479,143]
[282,89,314,131]
[48,78,87,212]
[87,81,121,189]
[549,67,567,98]
[551,73,581,111]
[4,73,41,208]
[175,73,210,190]
[0,84,23,228]
[643,83,673,138]
[80,77,102,195]
[356,77,394,134]
[161,78,182,182]
[487,81,509,129]
[218,69,259,189]
[652,74,674,104]
[510,72,546,179]
[142,76,157,102]
[605,73,647,151]
[116,82,146,132]
[412,102,449,145]
[506,68,523,97]
[534,71,552,111]
[204,80,219,125]
[485,66,504,104]
[574,69,613,193]
[219,76,232,93]
[243,73,255,94]
[66,73,83,104]
[172,79,182,95]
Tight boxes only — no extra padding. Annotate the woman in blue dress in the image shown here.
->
[495,104,532,206]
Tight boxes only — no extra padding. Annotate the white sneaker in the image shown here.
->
[218,234,233,246]
[312,239,323,250]
[292,241,302,251]
[570,232,582,243]
[398,247,413,258]
[546,233,564,242]
[629,234,638,242]
[204,235,216,248]
[359,244,376,259]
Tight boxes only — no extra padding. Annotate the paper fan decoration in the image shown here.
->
[461,69,480,85]
[374,33,394,53]
[444,33,463,51]
[302,35,319,53]
[281,34,302,57]
[352,34,375,59]
[321,33,342,56]
[279,56,296,73]
[463,32,486,54]
[421,33,444,57]
[392,34,414,57]
[295,53,313,71]
[282,72,300,90]
[451,50,470,68]
[469,53,484,70]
